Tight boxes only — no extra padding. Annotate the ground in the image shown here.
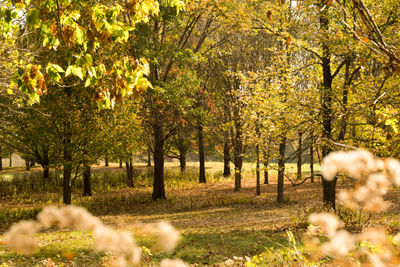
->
[0,162,399,266]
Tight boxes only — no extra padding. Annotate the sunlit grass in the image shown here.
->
[2,160,398,266]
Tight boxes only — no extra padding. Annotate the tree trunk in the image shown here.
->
[297,131,302,180]
[9,152,12,167]
[263,149,269,184]
[233,140,243,192]
[83,164,92,196]
[25,159,30,171]
[256,143,260,196]
[152,123,166,200]
[338,58,352,142]
[179,150,187,172]
[43,167,49,181]
[277,135,287,203]
[233,113,243,192]
[147,146,152,167]
[105,156,109,166]
[63,162,72,204]
[0,146,3,171]
[223,133,231,177]
[42,147,50,181]
[126,157,134,187]
[119,159,123,168]
[310,131,314,183]
[320,1,336,209]
[198,124,206,183]
[63,121,72,205]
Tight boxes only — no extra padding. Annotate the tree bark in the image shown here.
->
[256,143,260,196]
[105,156,109,166]
[297,131,302,180]
[83,164,92,196]
[63,164,72,204]
[310,131,314,183]
[263,149,269,184]
[126,157,134,187]
[147,146,152,167]
[119,159,123,168]
[320,0,336,209]
[9,152,12,167]
[63,122,72,205]
[25,159,30,171]
[43,167,49,181]
[0,146,3,171]
[198,124,206,183]
[223,132,231,177]
[42,147,50,181]
[233,141,243,192]
[233,111,243,192]
[179,149,187,172]
[277,135,287,203]
[152,123,166,200]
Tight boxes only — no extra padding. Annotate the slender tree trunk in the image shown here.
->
[30,160,35,167]
[83,164,92,196]
[63,122,72,205]
[179,149,187,172]
[320,1,336,209]
[233,141,243,192]
[338,58,352,141]
[297,131,302,180]
[43,167,49,180]
[152,123,166,200]
[119,159,123,168]
[310,131,314,183]
[25,160,30,171]
[9,152,12,167]
[233,114,243,192]
[198,124,206,183]
[147,146,152,167]
[0,146,3,171]
[263,149,269,184]
[63,164,72,204]
[105,156,109,166]
[277,135,287,203]
[223,132,231,177]
[125,157,134,187]
[256,143,260,196]
[43,148,50,181]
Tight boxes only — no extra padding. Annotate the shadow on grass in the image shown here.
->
[145,230,290,265]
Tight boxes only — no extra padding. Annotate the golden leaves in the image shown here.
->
[267,10,272,22]
[355,31,370,43]
[285,36,292,47]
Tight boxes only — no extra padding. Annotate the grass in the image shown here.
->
[0,161,398,266]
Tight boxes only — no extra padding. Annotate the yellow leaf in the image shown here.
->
[286,36,292,47]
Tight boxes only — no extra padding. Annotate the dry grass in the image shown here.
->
[1,161,400,266]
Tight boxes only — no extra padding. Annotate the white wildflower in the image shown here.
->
[308,213,342,238]
[366,173,389,195]
[359,228,388,246]
[384,158,400,186]
[37,206,63,229]
[155,222,181,252]
[363,196,390,213]
[352,186,370,203]
[5,220,41,255]
[321,149,383,181]
[160,258,188,267]
[109,256,127,267]
[321,230,355,256]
